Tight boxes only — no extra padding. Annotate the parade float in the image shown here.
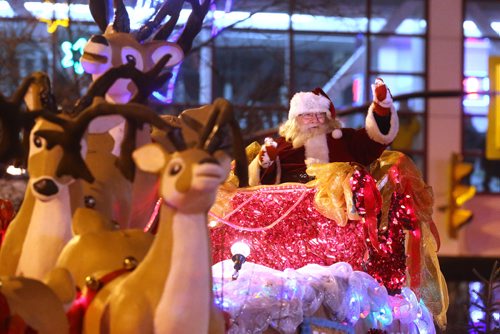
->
[209,150,448,333]
[0,0,448,333]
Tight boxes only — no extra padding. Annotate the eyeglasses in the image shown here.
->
[297,112,327,121]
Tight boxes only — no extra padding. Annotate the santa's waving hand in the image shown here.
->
[365,78,399,145]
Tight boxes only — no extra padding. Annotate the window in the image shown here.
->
[463,0,500,193]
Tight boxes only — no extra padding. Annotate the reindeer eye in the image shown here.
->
[33,135,43,148]
[126,54,136,64]
[169,163,182,176]
[122,47,144,70]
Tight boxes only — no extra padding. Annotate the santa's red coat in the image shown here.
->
[259,128,388,184]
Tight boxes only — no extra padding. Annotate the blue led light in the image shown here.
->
[60,37,87,75]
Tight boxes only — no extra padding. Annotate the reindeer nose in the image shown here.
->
[199,157,219,165]
[89,35,109,46]
[33,179,59,196]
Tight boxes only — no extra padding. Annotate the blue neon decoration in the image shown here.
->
[61,37,87,75]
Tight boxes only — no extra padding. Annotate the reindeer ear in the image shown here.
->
[148,42,184,68]
[132,143,166,173]
[89,0,112,33]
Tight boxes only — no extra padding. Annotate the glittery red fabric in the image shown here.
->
[210,170,413,292]
[210,186,369,272]
[364,192,417,294]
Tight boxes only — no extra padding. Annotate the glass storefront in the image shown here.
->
[0,0,428,172]
[463,0,500,193]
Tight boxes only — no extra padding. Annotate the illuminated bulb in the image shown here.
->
[230,241,251,257]
[6,165,26,176]
[230,241,250,280]
[208,220,219,228]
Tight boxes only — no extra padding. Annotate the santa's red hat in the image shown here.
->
[289,88,335,120]
[289,87,342,139]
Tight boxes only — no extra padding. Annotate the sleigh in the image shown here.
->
[209,150,448,333]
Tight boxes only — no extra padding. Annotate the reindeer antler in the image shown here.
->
[37,101,181,183]
[135,0,185,42]
[72,54,173,115]
[175,0,211,55]
[183,98,248,187]
[112,0,130,33]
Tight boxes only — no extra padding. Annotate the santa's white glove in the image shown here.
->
[258,137,278,168]
[371,78,393,116]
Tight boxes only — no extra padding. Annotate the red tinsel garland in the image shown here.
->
[210,168,418,293]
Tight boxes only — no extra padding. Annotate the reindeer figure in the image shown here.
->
[0,61,178,280]
[79,0,210,229]
[83,99,246,334]
[0,75,76,279]
[0,117,86,280]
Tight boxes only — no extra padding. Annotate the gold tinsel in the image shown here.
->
[305,162,360,225]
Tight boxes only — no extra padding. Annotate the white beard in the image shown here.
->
[303,134,329,165]
[291,123,330,148]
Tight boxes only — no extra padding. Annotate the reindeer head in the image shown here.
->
[27,116,87,201]
[133,98,249,213]
[133,144,230,214]
[81,0,210,103]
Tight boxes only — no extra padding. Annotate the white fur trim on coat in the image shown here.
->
[365,104,399,145]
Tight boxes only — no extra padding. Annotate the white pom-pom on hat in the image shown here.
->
[332,128,343,139]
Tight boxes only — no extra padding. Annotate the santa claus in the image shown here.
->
[248,78,399,186]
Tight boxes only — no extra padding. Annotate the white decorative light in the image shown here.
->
[207,220,219,228]
[230,241,250,257]
[0,1,14,18]
[464,20,482,37]
[6,165,26,176]
[491,22,500,36]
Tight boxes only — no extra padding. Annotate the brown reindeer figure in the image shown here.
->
[81,0,209,103]
[83,98,246,334]
[48,93,181,292]
[79,0,210,229]
[0,116,85,280]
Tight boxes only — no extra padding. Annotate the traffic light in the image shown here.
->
[486,56,500,160]
[448,153,476,239]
